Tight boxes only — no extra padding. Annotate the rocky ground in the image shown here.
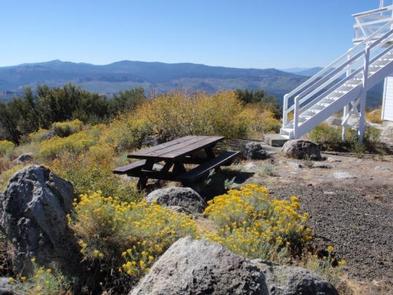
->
[229,148,393,294]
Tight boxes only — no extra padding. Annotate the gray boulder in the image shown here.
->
[282,140,322,161]
[254,260,338,295]
[130,237,268,295]
[130,237,338,295]
[13,153,33,164]
[0,165,81,276]
[146,187,206,214]
[0,277,14,295]
[241,142,269,160]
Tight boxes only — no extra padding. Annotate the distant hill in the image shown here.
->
[0,60,383,107]
[0,60,307,103]
[282,67,323,77]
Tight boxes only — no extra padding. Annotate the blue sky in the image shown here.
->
[0,0,382,69]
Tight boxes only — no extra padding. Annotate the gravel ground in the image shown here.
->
[231,149,393,292]
[269,183,393,286]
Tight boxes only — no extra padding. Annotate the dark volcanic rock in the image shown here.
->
[0,165,81,276]
[241,142,269,160]
[13,153,33,164]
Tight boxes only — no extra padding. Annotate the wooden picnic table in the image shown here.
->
[113,135,239,190]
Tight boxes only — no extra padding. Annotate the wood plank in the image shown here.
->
[129,136,224,160]
[141,136,205,157]
[113,160,146,174]
[176,151,239,182]
[129,136,195,157]
[161,136,223,159]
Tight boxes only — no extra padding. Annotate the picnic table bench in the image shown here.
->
[113,135,239,189]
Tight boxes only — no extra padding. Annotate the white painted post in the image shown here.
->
[359,46,370,142]
[342,51,352,141]
[283,94,289,126]
[293,95,299,138]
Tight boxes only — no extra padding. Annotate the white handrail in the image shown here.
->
[286,20,393,100]
[283,19,393,127]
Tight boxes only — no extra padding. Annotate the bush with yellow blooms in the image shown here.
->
[204,184,312,261]
[69,191,197,293]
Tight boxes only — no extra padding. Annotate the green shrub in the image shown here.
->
[308,123,382,153]
[105,118,153,152]
[38,129,98,160]
[366,109,382,124]
[0,140,15,157]
[52,119,83,137]
[49,143,141,202]
[29,129,52,143]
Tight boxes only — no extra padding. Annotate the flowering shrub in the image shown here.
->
[106,91,278,151]
[70,191,197,292]
[49,143,140,201]
[39,129,98,160]
[0,140,15,157]
[11,258,69,295]
[204,184,312,260]
[105,117,153,152]
[52,119,84,137]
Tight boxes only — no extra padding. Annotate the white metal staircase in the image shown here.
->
[281,5,393,141]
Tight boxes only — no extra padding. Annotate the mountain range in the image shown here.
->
[0,60,383,107]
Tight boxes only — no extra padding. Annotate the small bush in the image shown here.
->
[39,129,98,160]
[308,123,382,153]
[52,119,84,137]
[12,260,70,295]
[0,164,25,192]
[29,129,53,143]
[50,144,140,201]
[0,140,15,157]
[70,191,197,293]
[256,163,277,177]
[105,117,153,152]
[240,107,281,136]
[366,109,382,124]
[204,184,312,261]
[301,246,347,287]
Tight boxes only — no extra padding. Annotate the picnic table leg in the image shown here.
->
[173,162,186,175]
[154,161,174,186]
[137,160,154,190]
[205,146,216,159]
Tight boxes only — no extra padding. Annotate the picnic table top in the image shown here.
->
[128,135,224,160]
